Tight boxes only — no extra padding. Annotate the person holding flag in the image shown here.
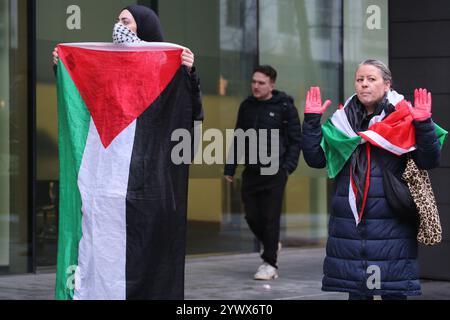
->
[53,5,203,300]
[302,59,447,300]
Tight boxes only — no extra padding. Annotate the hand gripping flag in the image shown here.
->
[55,43,192,300]
[320,91,448,225]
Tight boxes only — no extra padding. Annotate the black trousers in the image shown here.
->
[241,169,288,268]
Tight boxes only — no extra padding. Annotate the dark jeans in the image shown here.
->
[348,293,407,300]
[241,168,288,268]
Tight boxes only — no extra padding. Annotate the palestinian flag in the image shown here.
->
[55,43,192,300]
[321,90,448,225]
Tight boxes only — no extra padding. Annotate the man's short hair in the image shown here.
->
[253,65,277,83]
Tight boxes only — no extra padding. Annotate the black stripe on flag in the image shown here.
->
[126,68,193,300]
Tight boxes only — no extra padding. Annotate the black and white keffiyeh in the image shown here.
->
[112,23,142,44]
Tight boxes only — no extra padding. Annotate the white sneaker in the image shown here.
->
[254,263,279,280]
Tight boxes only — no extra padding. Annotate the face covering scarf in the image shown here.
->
[112,23,142,44]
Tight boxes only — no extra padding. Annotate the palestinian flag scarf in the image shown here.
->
[321,90,448,225]
[55,43,192,300]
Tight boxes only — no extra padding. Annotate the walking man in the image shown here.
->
[224,65,302,280]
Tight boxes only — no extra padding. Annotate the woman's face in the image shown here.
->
[117,10,137,34]
[354,64,391,111]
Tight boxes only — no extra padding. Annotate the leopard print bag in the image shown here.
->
[402,156,442,245]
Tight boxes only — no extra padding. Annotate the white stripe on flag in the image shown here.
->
[368,110,386,128]
[75,119,137,300]
[386,90,405,106]
[61,42,183,51]
[330,109,359,138]
[359,130,416,156]
[348,181,360,226]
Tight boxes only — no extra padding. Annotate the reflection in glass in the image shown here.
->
[344,0,388,98]
[0,0,30,275]
[0,0,11,274]
[160,0,259,254]
[260,0,343,246]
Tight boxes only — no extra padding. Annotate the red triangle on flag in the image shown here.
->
[366,100,416,150]
[58,44,182,148]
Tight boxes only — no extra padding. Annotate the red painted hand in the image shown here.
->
[410,88,432,121]
[304,87,331,115]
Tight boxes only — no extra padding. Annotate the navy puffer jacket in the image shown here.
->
[302,104,441,296]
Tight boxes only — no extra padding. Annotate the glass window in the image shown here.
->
[344,0,388,97]
[226,0,245,28]
[259,0,343,245]
[0,0,31,275]
[277,1,295,34]
[159,0,259,254]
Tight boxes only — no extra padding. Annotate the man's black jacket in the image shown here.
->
[224,90,302,177]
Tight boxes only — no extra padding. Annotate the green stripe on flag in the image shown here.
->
[55,60,91,300]
[321,119,361,178]
[434,123,448,148]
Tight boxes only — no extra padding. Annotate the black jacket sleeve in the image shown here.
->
[224,104,244,177]
[282,100,302,174]
[412,118,441,170]
[302,113,326,169]
[185,66,204,124]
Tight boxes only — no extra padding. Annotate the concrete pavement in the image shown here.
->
[1,248,450,300]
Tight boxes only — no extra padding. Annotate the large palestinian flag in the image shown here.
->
[321,90,448,225]
[55,43,192,300]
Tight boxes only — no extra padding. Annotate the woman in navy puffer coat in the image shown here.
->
[302,59,441,300]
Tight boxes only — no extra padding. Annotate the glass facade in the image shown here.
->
[159,0,259,254]
[0,0,31,275]
[0,0,9,273]
[344,0,388,97]
[1,0,388,274]
[259,0,343,244]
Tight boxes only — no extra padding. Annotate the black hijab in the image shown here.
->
[125,5,164,42]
